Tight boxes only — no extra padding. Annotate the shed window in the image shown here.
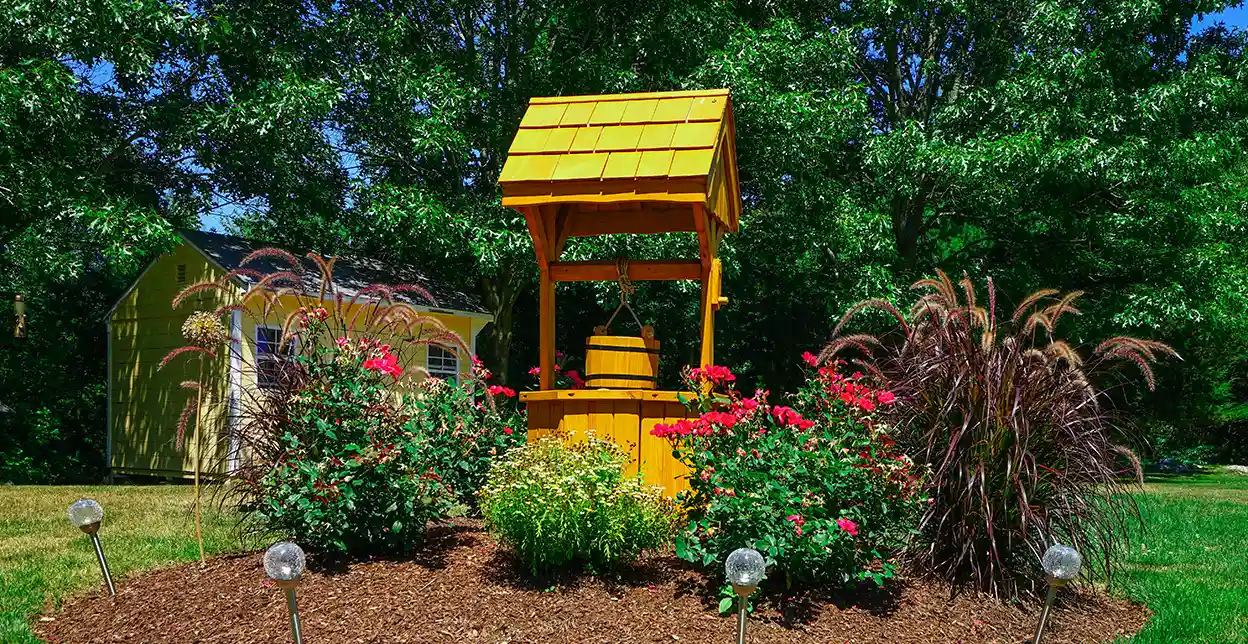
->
[255,326,295,389]
[176,264,187,283]
[427,345,460,385]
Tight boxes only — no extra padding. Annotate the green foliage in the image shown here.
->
[659,364,922,587]
[479,438,676,575]
[4,0,1248,482]
[824,271,1176,596]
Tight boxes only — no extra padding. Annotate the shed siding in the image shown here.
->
[110,242,237,477]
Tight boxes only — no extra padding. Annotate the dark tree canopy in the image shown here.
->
[2,0,1247,482]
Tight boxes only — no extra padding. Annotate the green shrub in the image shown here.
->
[654,364,923,588]
[479,438,675,574]
[823,271,1176,596]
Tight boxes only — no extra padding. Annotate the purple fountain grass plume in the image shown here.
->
[406,329,469,355]
[1044,340,1084,366]
[221,268,264,283]
[305,253,337,300]
[959,271,976,311]
[1101,346,1159,390]
[253,271,303,292]
[986,277,997,331]
[176,396,198,451]
[393,283,438,306]
[173,281,228,309]
[911,269,958,304]
[241,247,301,270]
[159,346,217,370]
[817,333,881,364]
[831,298,910,338]
[213,303,249,318]
[1021,311,1054,337]
[1094,336,1180,361]
[1011,289,1060,322]
[1043,291,1084,327]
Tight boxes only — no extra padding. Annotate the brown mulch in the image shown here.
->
[37,522,1148,643]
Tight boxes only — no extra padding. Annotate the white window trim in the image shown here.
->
[427,344,460,385]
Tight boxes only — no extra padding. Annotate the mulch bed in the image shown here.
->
[37,522,1147,643]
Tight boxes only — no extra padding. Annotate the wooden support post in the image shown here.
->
[694,204,720,368]
[539,267,555,390]
[699,267,715,368]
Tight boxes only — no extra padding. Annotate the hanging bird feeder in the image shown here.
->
[499,89,741,495]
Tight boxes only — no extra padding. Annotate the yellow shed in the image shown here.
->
[106,229,493,479]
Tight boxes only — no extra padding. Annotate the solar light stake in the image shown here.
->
[725,548,766,644]
[67,499,115,595]
[1033,544,1082,644]
[264,542,307,644]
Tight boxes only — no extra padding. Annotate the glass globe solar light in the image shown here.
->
[725,548,766,644]
[68,498,104,534]
[1041,544,1082,585]
[1032,544,1083,644]
[264,541,307,644]
[67,499,114,595]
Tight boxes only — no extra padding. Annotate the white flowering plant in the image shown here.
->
[478,438,676,574]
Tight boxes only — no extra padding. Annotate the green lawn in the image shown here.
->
[1116,471,1248,643]
[1,475,1245,642]
[0,485,241,644]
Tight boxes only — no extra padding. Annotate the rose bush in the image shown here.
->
[656,361,923,587]
[235,335,524,554]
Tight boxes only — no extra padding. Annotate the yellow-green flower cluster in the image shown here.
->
[181,311,227,347]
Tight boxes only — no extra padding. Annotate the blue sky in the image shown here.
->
[1196,3,1248,29]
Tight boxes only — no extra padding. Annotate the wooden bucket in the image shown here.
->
[584,335,659,389]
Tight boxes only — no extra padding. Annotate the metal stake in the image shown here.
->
[90,533,116,596]
[1032,582,1058,644]
[283,585,304,644]
[736,599,748,644]
[732,584,755,644]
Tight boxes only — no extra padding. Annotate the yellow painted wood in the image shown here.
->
[539,268,555,390]
[584,335,659,390]
[523,390,694,496]
[531,88,729,105]
[500,89,740,232]
[520,389,692,402]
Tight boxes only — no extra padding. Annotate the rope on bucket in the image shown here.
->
[597,257,647,336]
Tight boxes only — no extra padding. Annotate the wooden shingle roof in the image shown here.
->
[499,89,740,231]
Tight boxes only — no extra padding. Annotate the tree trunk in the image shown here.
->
[479,270,523,385]
[891,192,928,270]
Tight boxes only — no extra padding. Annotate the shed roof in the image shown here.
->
[177,230,489,315]
[498,89,740,231]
